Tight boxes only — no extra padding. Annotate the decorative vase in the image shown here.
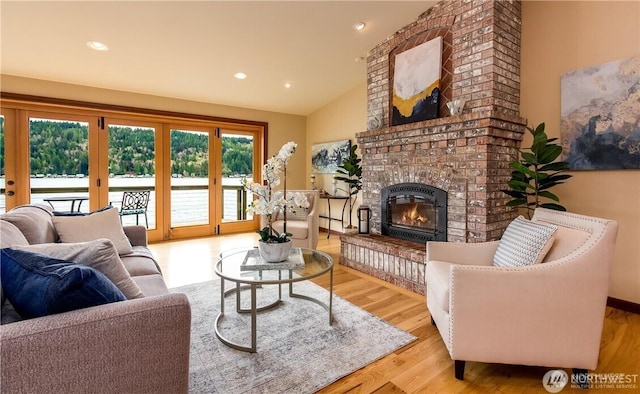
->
[446,99,466,116]
[258,239,293,263]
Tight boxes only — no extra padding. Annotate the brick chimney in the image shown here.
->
[359,0,526,242]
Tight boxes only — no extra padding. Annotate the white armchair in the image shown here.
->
[425,208,618,380]
[261,190,320,249]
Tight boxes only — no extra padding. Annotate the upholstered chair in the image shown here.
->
[261,190,320,249]
[425,208,618,381]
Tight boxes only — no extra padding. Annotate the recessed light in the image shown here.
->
[284,82,292,89]
[234,72,247,80]
[353,22,366,31]
[87,41,109,51]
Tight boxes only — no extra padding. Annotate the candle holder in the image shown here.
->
[358,206,371,235]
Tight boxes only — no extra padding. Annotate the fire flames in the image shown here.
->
[400,204,428,227]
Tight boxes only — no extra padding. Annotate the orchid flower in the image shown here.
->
[242,141,309,243]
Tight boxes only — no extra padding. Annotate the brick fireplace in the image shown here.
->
[340,0,527,294]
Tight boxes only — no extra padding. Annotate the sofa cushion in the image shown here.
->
[1,221,30,308]
[0,248,126,319]
[52,207,134,255]
[0,220,30,248]
[132,274,170,296]
[1,205,57,244]
[13,239,144,299]
[493,216,558,267]
[121,252,162,277]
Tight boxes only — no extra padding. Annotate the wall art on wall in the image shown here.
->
[311,139,350,174]
[391,36,442,126]
[560,56,640,170]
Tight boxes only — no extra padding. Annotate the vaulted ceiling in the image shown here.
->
[1,1,436,115]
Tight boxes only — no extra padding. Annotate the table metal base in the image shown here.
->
[214,268,333,353]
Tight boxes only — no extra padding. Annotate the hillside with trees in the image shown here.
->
[0,119,253,177]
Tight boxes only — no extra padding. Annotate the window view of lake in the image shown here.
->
[0,118,256,226]
[0,176,254,227]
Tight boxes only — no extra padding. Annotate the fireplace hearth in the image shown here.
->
[381,183,447,243]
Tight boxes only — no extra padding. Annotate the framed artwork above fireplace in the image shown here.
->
[391,36,442,126]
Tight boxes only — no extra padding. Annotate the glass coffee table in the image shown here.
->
[214,247,334,352]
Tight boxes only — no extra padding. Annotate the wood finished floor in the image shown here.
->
[149,232,640,394]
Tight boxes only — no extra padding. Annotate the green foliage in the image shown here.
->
[334,144,363,227]
[501,123,572,218]
[11,120,253,177]
[256,226,291,243]
[221,137,253,177]
[109,125,156,176]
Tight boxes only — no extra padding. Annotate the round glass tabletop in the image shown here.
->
[215,247,333,285]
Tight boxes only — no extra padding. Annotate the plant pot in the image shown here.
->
[258,239,293,263]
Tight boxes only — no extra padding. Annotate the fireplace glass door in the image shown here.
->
[387,195,437,233]
[381,182,447,242]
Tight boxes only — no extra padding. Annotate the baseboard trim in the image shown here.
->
[320,226,344,237]
[607,297,640,315]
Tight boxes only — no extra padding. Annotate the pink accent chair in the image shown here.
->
[425,208,618,380]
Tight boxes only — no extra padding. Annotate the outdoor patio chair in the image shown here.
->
[112,190,151,228]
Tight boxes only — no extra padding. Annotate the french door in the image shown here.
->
[218,129,262,234]
[0,110,98,213]
[0,102,264,240]
[103,117,164,241]
[165,124,217,239]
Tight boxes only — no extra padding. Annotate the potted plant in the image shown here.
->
[242,141,309,262]
[335,144,363,232]
[501,122,572,219]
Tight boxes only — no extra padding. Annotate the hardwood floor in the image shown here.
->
[149,232,640,393]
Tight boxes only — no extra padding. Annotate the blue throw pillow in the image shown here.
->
[0,248,126,319]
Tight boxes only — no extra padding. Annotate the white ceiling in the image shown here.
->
[1,1,435,116]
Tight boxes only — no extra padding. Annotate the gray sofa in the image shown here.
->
[0,204,191,394]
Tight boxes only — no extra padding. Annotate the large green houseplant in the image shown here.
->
[335,144,363,229]
[502,123,572,219]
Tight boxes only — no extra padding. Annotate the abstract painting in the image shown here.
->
[311,140,350,174]
[560,56,640,170]
[392,36,442,126]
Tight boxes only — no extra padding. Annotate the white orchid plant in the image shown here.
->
[242,141,310,243]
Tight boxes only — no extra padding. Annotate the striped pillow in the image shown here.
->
[287,193,314,221]
[493,216,558,267]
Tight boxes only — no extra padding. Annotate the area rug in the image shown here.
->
[171,279,417,393]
